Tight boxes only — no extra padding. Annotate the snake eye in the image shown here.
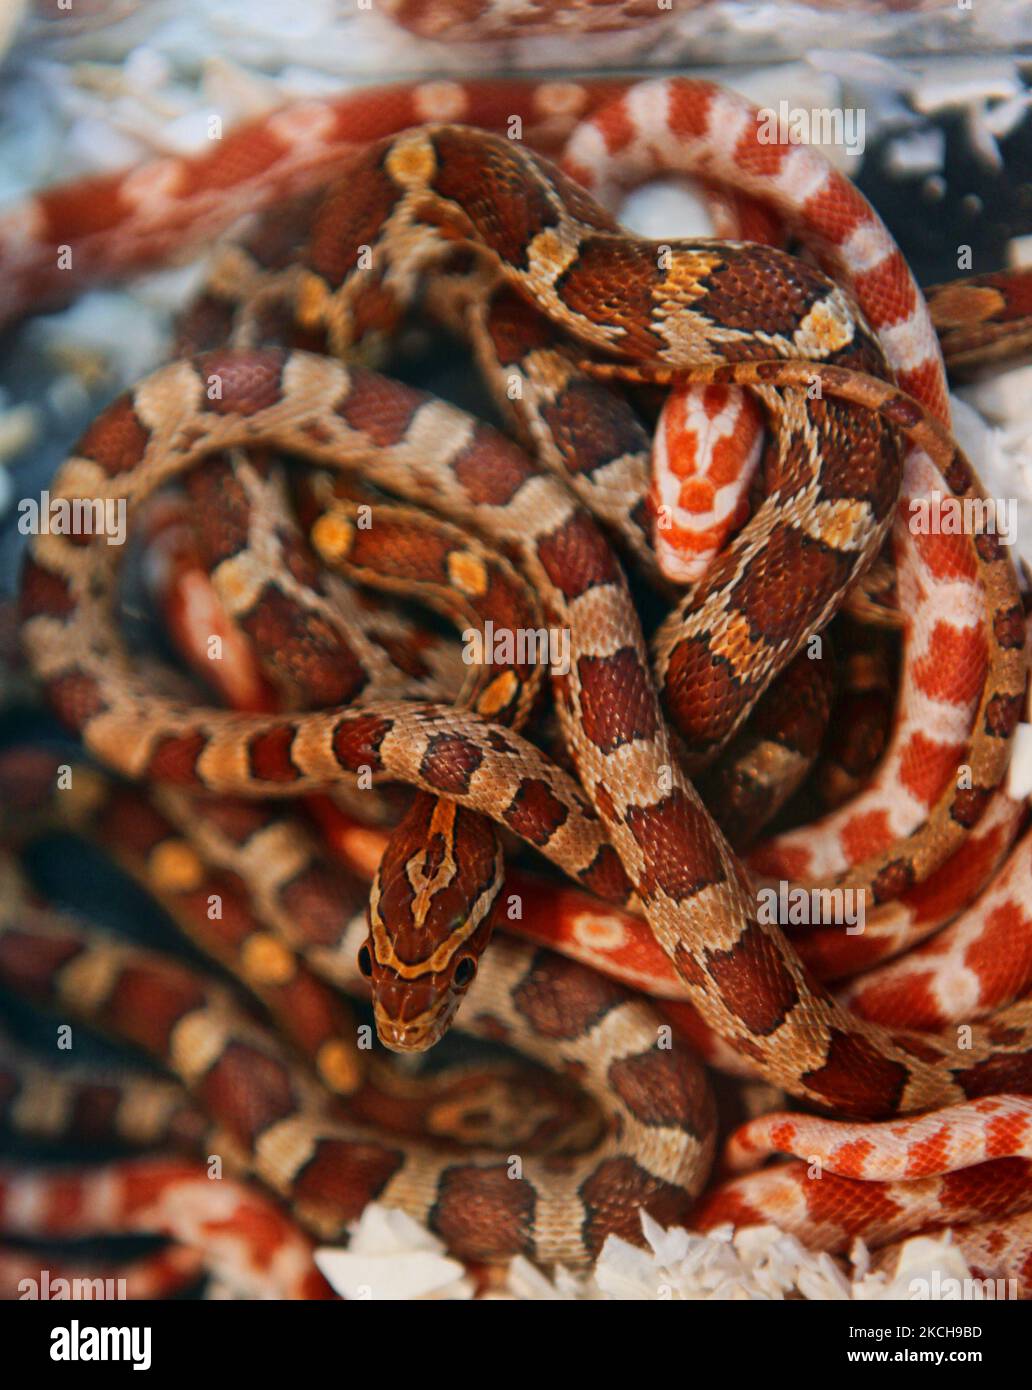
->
[454,956,477,988]
[357,944,373,978]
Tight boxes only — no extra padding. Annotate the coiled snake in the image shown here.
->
[5,75,1032,1281]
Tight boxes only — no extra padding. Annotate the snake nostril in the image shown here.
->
[357,944,373,978]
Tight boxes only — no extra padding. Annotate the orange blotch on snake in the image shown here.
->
[120,1159,207,1217]
[447,548,489,598]
[964,900,1032,1008]
[241,933,297,987]
[986,1112,1032,1159]
[475,670,519,719]
[747,841,813,882]
[849,971,942,1031]
[897,732,967,808]
[591,98,636,155]
[149,840,205,894]
[41,1172,89,1229]
[310,511,355,564]
[910,527,979,584]
[827,1137,876,1178]
[802,1167,905,1236]
[247,725,302,784]
[912,621,986,706]
[901,1123,952,1178]
[838,808,894,864]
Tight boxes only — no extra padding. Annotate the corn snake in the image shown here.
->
[0,1154,333,1301]
[5,74,1032,1283]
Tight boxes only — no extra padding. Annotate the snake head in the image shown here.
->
[361,792,503,1052]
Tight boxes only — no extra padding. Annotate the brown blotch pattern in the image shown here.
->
[247,725,302,784]
[662,637,742,749]
[702,921,800,1036]
[609,1048,712,1135]
[331,713,392,772]
[577,844,635,905]
[880,393,924,430]
[503,778,569,845]
[485,285,558,363]
[536,510,618,600]
[577,648,656,753]
[993,603,1027,650]
[451,428,533,507]
[592,780,618,824]
[306,157,400,288]
[512,950,626,1039]
[418,732,484,795]
[943,451,973,495]
[984,693,1023,739]
[291,1137,406,1226]
[102,964,207,1058]
[975,530,1004,564]
[241,593,368,707]
[624,790,726,900]
[541,381,648,479]
[0,931,85,1000]
[803,1029,909,1117]
[430,127,560,272]
[21,557,76,619]
[68,1085,124,1143]
[871,857,916,903]
[579,1157,692,1257]
[691,244,826,339]
[185,456,251,565]
[808,400,900,520]
[430,1163,535,1262]
[955,1053,1032,1099]
[671,943,708,991]
[729,527,853,648]
[47,671,108,731]
[986,1023,1025,1047]
[147,731,209,785]
[335,369,422,447]
[279,865,364,947]
[77,394,151,475]
[98,789,172,858]
[198,1041,298,1146]
[892,1033,944,1065]
[949,785,992,830]
[199,350,286,416]
[555,238,662,357]
[485,728,520,756]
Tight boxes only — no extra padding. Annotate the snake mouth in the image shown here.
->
[373,1002,454,1054]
